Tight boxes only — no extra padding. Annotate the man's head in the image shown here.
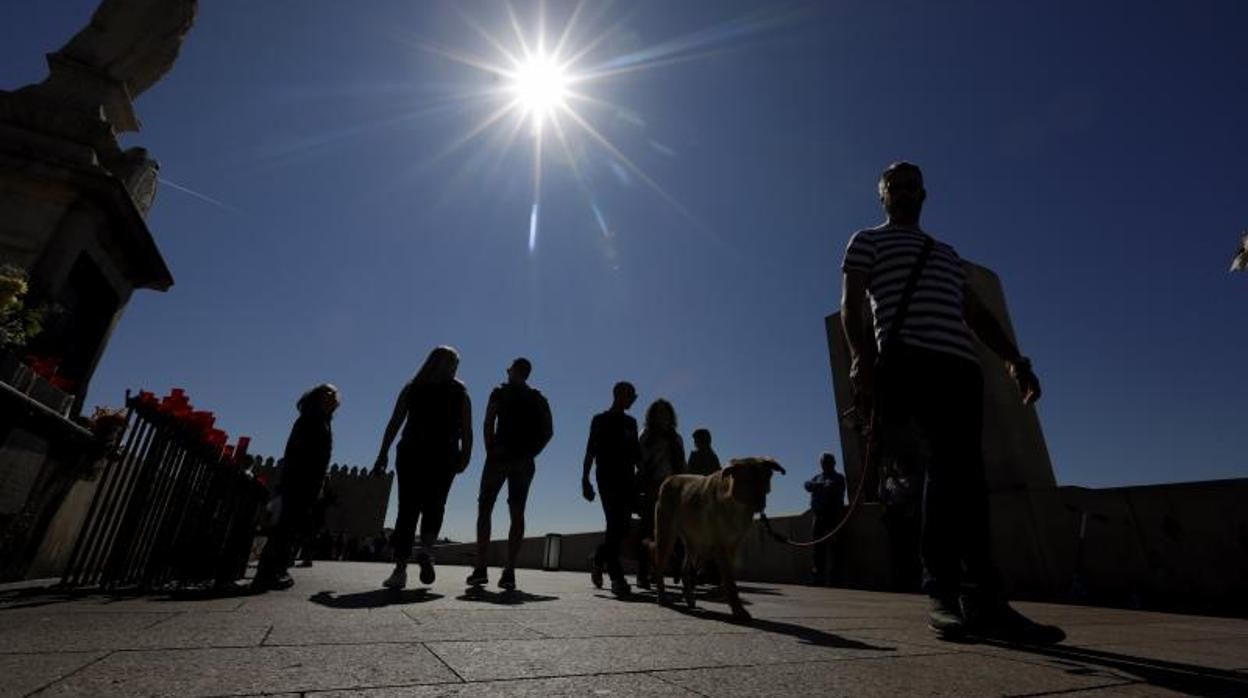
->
[820,452,837,475]
[692,428,712,449]
[507,357,532,384]
[612,381,637,410]
[878,161,925,224]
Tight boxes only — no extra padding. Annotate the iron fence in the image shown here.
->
[61,392,264,590]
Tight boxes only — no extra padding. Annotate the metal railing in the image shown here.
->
[61,391,264,589]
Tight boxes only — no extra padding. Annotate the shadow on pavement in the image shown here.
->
[456,587,558,605]
[666,603,896,650]
[978,639,1248,698]
[0,582,252,610]
[309,589,443,609]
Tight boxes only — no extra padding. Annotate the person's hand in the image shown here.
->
[849,355,875,399]
[1008,358,1042,405]
[372,453,388,476]
[581,478,595,502]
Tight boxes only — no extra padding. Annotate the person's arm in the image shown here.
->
[373,385,409,473]
[841,270,874,396]
[581,417,597,500]
[482,390,499,456]
[963,282,1041,404]
[539,396,554,451]
[804,476,819,492]
[457,390,473,472]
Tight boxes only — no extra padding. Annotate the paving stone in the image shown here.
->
[310,673,692,696]
[518,617,756,639]
[427,632,939,681]
[0,610,173,653]
[0,651,106,698]
[656,653,1129,697]
[36,643,459,697]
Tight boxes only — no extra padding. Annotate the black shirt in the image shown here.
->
[587,410,640,483]
[400,379,467,456]
[489,383,552,460]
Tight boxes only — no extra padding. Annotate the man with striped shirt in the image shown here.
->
[840,162,1062,644]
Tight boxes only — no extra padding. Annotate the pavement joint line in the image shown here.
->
[260,624,274,646]
[421,641,467,684]
[646,669,708,696]
[1004,680,1180,697]
[22,648,114,698]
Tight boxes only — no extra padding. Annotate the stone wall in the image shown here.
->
[435,478,1248,617]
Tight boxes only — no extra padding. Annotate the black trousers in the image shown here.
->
[594,474,633,583]
[877,345,999,600]
[256,469,323,582]
[811,512,843,584]
[391,447,457,562]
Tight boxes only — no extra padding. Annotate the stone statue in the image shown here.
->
[1231,231,1248,273]
[41,0,199,133]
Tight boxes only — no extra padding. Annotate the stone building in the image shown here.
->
[250,457,394,555]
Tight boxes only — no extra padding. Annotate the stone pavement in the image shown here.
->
[2,562,1246,697]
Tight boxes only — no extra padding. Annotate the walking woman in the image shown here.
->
[636,398,685,588]
[252,383,340,591]
[374,346,473,589]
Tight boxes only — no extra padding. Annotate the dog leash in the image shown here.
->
[758,407,876,548]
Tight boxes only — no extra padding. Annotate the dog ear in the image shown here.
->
[719,465,736,501]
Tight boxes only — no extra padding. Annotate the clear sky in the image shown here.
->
[3,1,1245,542]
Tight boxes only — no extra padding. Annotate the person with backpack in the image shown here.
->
[467,357,553,590]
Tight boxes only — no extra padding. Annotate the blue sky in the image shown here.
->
[3,1,1245,541]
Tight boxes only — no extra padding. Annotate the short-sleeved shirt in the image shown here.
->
[639,428,685,486]
[687,448,721,476]
[587,410,640,483]
[488,383,552,460]
[842,224,979,365]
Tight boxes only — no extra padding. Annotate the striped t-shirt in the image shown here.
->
[841,224,979,365]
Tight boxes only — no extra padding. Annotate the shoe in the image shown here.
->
[636,577,652,591]
[415,551,436,585]
[466,567,488,586]
[296,560,313,568]
[588,555,604,589]
[964,600,1066,645]
[383,566,407,590]
[498,568,516,591]
[610,579,632,596]
[928,596,965,637]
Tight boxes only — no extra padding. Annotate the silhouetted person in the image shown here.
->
[840,161,1061,643]
[468,357,553,590]
[374,346,473,589]
[686,428,721,476]
[805,453,846,586]
[637,398,685,588]
[252,384,339,591]
[582,381,641,596]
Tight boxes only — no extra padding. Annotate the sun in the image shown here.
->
[509,54,568,124]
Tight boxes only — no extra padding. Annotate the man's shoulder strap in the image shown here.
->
[883,234,935,352]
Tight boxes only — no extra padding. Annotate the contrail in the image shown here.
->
[158,176,243,214]
[528,202,539,254]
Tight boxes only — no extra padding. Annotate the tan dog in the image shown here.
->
[650,457,786,620]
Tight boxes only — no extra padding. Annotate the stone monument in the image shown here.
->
[0,0,197,580]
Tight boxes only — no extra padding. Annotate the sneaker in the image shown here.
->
[635,576,652,591]
[466,567,488,586]
[610,578,632,596]
[588,555,604,589]
[928,596,965,637]
[415,551,436,585]
[964,601,1066,645]
[383,566,407,590]
[295,560,313,568]
[499,568,516,591]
